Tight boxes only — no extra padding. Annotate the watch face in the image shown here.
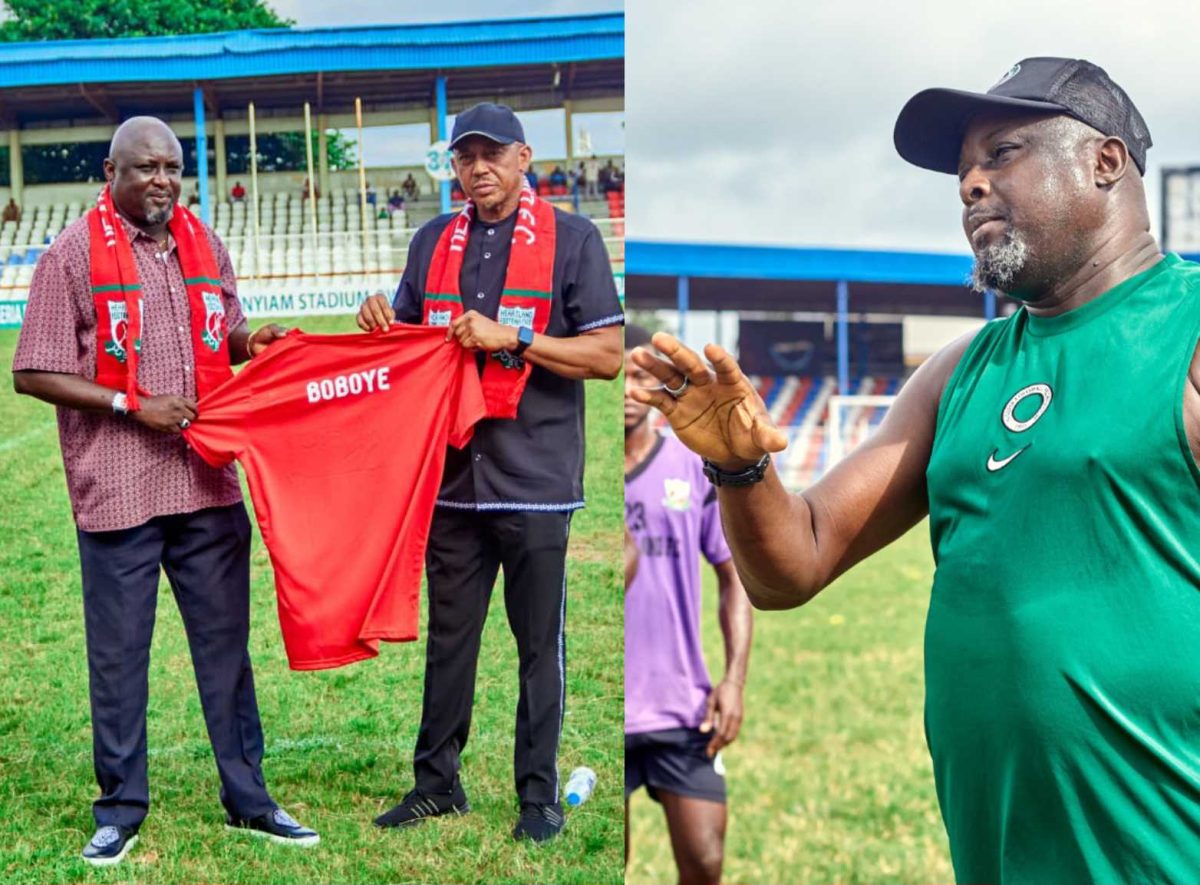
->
[518,326,535,346]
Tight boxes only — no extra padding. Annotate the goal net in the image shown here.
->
[824,394,898,471]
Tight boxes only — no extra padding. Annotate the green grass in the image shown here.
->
[0,314,623,885]
[626,525,955,885]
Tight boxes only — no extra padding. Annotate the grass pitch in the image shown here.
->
[626,523,955,884]
[0,314,623,885]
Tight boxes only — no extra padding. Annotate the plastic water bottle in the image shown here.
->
[564,766,597,807]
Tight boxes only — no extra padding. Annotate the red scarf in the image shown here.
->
[422,186,556,419]
[89,186,232,411]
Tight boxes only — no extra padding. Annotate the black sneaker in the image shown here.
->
[373,785,471,829]
[512,802,565,843]
[225,808,319,846]
[81,825,138,866]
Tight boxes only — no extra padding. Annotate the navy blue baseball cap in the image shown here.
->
[894,57,1152,175]
[449,103,526,149]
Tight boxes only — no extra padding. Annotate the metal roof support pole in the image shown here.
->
[564,98,574,168]
[837,279,849,394]
[317,116,330,201]
[303,102,319,282]
[214,118,227,204]
[676,274,689,341]
[8,128,22,209]
[355,97,370,271]
[248,102,262,282]
[192,87,209,225]
[984,288,996,321]
[435,75,450,215]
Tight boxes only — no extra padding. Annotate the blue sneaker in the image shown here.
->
[225,808,319,846]
[81,825,138,866]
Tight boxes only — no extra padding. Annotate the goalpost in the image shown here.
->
[825,394,899,470]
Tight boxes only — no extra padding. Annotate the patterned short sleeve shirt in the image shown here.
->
[13,211,247,532]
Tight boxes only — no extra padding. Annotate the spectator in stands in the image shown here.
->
[377,206,390,221]
[583,155,601,200]
[230,181,246,202]
[387,190,405,215]
[365,182,377,206]
[2,197,21,224]
[402,173,420,202]
[549,165,567,188]
[525,167,538,190]
[603,159,623,193]
[301,177,320,201]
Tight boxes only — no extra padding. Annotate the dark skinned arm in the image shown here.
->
[630,330,976,611]
[700,558,752,756]
[12,370,197,434]
[227,321,289,365]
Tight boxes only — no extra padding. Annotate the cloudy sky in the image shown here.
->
[627,0,1200,254]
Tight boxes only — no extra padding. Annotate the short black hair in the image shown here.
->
[625,324,653,351]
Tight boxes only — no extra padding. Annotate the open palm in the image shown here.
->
[629,332,788,466]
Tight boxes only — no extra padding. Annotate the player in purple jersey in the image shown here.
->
[624,325,753,885]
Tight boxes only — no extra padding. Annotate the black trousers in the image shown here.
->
[76,503,275,829]
[413,508,571,806]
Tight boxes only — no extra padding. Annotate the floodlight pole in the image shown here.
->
[193,88,209,225]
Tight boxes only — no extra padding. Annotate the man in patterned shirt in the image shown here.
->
[12,116,314,866]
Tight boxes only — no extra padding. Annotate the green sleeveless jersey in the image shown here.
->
[926,254,1200,884]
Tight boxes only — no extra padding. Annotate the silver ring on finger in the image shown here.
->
[179,418,191,430]
[663,376,690,398]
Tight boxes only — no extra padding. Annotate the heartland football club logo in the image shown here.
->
[104,299,143,363]
[201,291,226,352]
[498,305,536,329]
[986,382,1052,473]
[428,309,453,327]
[661,477,692,512]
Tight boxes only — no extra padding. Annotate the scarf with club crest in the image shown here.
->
[89,185,232,410]
[422,186,556,419]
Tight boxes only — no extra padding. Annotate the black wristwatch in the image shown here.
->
[702,453,771,487]
[512,325,535,357]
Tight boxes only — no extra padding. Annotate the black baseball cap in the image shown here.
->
[894,57,1152,175]
[449,102,525,150]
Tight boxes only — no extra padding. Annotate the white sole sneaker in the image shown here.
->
[224,824,320,847]
[82,834,138,867]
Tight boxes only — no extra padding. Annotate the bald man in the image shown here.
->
[13,117,312,866]
[633,59,1200,883]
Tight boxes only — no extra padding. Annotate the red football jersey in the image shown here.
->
[185,326,485,670]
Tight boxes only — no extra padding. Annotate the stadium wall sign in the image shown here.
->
[0,300,25,328]
[1,271,625,329]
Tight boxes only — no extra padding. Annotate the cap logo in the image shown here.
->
[991,63,1021,89]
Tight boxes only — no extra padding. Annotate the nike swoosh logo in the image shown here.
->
[986,445,1029,472]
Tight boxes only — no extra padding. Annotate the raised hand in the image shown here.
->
[628,332,788,468]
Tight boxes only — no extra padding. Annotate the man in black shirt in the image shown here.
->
[357,103,623,842]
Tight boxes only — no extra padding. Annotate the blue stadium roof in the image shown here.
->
[0,13,624,86]
[628,240,1200,316]
[628,240,974,287]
